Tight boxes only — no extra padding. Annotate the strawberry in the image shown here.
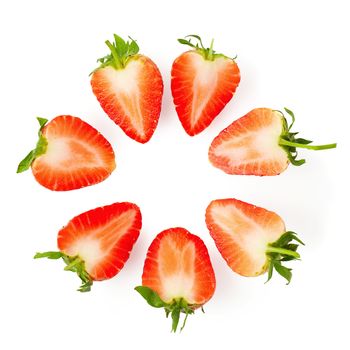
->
[17,116,116,191]
[91,34,163,143]
[209,107,337,176]
[206,198,305,284]
[34,202,142,292]
[171,35,240,136]
[135,227,215,332]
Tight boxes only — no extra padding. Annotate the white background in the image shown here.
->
[0,0,349,349]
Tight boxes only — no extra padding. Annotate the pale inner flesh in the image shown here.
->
[158,236,196,303]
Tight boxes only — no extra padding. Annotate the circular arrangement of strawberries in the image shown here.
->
[17,34,336,332]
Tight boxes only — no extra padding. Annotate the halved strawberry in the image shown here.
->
[34,202,142,292]
[135,227,215,332]
[91,34,163,143]
[17,116,116,191]
[209,107,337,176]
[206,198,304,284]
[171,35,240,136]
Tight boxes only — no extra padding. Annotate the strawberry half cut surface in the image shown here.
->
[206,198,304,284]
[34,202,142,292]
[171,35,240,136]
[91,34,163,143]
[209,107,336,176]
[135,227,215,332]
[17,116,116,191]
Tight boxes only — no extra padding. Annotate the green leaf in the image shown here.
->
[171,307,181,332]
[284,107,295,130]
[17,118,48,173]
[35,251,93,292]
[178,34,233,61]
[78,280,93,293]
[273,261,292,284]
[93,34,140,72]
[289,156,306,166]
[265,261,274,283]
[177,38,195,47]
[37,117,48,130]
[34,251,64,259]
[134,286,167,308]
[17,150,35,173]
[294,138,313,145]
[128,37,139,55]
[113,34,127,55]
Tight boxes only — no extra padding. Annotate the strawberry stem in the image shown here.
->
[135,286,196,332]
[265,231,304,284]
[279,138,337,150]
[207,39,214,61]
[34,251,93,292]
[266,246,300,258]
[92,34,139,74]
[278,107,337,166]
[105,40,123,69]
[177,34,235,61]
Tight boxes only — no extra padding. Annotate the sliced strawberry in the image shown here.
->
[206,198,304,283]
[135,227,215,332]
[171,35,240,136]
[91,34,163,143]
[17,116,116,191]
[209,107,337,176]
[34,202,142,292]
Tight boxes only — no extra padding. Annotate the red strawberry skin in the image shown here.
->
[57,202,142,281]
[141,227,215,306]
[206,198,285,276]
[31,115,116,191]
[91,55,163,143]
[209,108,289,176]
[171,51,240,136]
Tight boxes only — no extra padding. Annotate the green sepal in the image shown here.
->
[17,117,48,173]
[34,251,93,292]
[265,231,305,284]
[135,286,196,332]
[91,34,139,74]
[277,108,337,167]
[134,286,167,308]
[177,34,236,61]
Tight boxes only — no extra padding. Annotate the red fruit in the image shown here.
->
[171,35,240,136]
[34,202,142,292]
[206,198,304,284]
[135,227,215,332]
[17,116,116,191]
[209,107,337,176]
[91,34,163,143]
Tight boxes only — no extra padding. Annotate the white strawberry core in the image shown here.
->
[44,138,103,168]
[189,54,229,128]
[213,112,286,167]
[158,238,196,304]
[103,62,145,138]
